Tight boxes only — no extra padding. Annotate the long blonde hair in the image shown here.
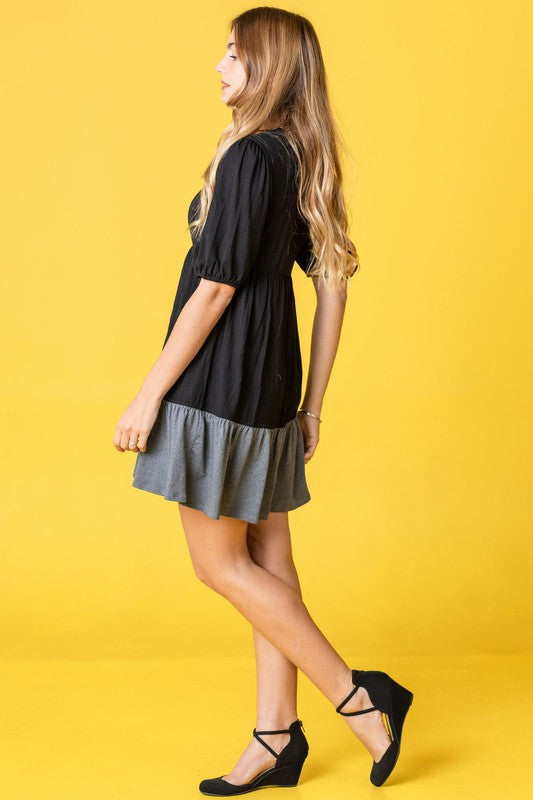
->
[190,6,360,290]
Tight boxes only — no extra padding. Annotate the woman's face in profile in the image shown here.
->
[215,28,246,104]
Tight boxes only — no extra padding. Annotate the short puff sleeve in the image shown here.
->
[192,138,271,289]
[295,225,315,277]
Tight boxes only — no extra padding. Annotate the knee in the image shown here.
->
[191,557,247,596]
[192,562,218,590]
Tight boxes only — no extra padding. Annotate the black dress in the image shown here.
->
[132,128,314,523]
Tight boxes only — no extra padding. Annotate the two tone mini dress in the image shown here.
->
[132,128,315,524]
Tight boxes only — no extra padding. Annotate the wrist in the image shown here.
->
[298,407,323,423]
[138,383,165,404]
[301,398,322,416]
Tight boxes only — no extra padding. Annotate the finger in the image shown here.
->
[113,426,126,452]
[120,429,139,452]
[136,432,148,453]
[128,431,140,452]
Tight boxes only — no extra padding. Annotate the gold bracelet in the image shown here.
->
[298,408,322,423]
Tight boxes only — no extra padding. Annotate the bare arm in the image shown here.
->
[139,279,235,402]
[299,277,348,462]
[113,279,235,452]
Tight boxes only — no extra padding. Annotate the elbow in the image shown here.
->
[197,277,236,307]
[313,279,348,305]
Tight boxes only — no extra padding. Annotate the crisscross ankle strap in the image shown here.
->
[253,725,293,758]
[335,683,378,716]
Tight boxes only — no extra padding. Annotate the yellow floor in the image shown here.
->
[1,653,530,799]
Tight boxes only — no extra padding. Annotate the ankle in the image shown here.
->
[255,715,297,731]
[333,667,357,710]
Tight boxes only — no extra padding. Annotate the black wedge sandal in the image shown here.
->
[198,718,309,796]
[335,669,414,786]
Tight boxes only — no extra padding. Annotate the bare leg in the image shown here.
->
[178,505,392,773]
[218,512,302,784]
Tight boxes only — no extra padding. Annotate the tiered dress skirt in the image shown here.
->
[132,399,310,524]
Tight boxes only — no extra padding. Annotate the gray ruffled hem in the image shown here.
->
[131,399,311,524]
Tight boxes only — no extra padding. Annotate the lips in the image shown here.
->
[221,82,229,87]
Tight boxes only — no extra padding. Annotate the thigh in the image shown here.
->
[178,502,250,585]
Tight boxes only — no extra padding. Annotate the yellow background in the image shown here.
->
[1,2,532,798]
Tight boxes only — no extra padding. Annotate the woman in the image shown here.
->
[114,7,413,795]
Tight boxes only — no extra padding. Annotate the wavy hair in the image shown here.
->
[189,6,360,290]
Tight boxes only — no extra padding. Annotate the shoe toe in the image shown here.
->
[199,776,236,796]
[370,740,399,786]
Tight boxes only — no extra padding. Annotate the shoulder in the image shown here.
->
[216,136,272,178]
[221,134,269,161]
[216,136,272,189]
[223,134,294,188]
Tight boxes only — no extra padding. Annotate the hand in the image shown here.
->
[113,391,162,453]
[297,411,320,464]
